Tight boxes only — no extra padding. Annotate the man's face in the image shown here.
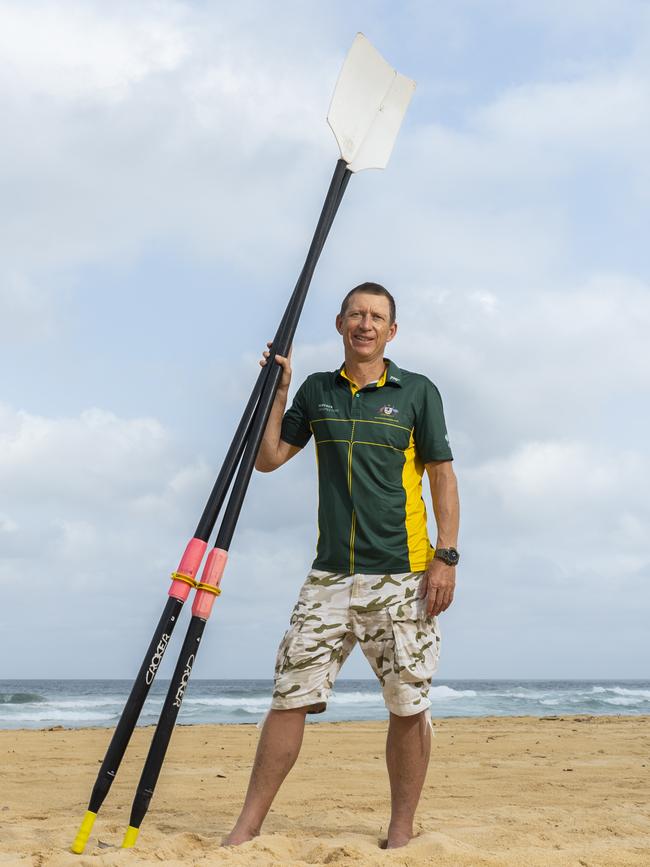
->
[335,292,397,362]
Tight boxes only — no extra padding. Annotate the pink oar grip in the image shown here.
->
[192,548,228,619]
[169,538,208,601]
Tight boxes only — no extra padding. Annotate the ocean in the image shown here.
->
[1,679,649,730]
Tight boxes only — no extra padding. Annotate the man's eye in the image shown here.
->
[348,312,362,319]
[372,315,384,322]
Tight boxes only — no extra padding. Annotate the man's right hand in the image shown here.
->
[255,342,300,473]
[260,341,292,391]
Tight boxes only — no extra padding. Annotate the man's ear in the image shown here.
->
[335,314,343,334]
[386,321,398,343]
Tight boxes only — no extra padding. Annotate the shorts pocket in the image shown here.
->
[274,625,306,675]
[388,599,441,683]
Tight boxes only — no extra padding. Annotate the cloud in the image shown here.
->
[476,74,650,167]
[0,403,211,585]
[0,2,337,262]
[467,439,649,554]
[1,405,171,501]
[2,1,649,679]
[0,1,189,102]
[0,2,345,345]
[0,271,57,341]
[0,394,319,675]
[507,0,650,39]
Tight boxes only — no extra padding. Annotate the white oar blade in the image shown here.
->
[346,72,416,173]
[327,33,416,172]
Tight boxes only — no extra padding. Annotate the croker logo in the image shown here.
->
[378,405,399,416]
[145,633,170,684]
[173,654,195,708]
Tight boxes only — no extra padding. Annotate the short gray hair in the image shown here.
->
[339,282,396,324]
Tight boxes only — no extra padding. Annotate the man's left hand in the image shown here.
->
[424,559,455,617]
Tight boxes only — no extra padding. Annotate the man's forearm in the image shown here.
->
[255,385,290,471]
[428,463,460,549]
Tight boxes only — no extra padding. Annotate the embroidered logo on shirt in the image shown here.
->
[378,405,399,417]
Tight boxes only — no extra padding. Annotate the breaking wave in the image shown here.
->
[0,692,45,704]
[1,679,649,729]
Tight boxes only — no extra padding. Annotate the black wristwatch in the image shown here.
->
[434,547,460,566]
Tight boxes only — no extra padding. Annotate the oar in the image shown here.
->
[120,33,415,849]
[69,163,349,857]
[122,159,349,847]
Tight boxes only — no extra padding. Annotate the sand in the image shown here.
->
[1,716,649,866]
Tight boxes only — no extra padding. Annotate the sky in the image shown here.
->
[1,0,649,680]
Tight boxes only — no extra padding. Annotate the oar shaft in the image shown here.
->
[192,365,268,542]
[73,162,351,855]
[215,161,351,550]
[71,596,183,853]
[124,615,207,844]
[90,597,183,810]
[192,160,350,543]
[192,280,295,542]
[271,160,350,360]
[121,160,351,844]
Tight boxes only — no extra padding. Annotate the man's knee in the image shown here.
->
[270,699,327,715]
[388,709,429,728]
[269,706,311,716]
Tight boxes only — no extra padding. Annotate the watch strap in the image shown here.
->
[434,547,460,565]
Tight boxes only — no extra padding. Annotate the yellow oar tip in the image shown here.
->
[122,825,140,848]
[71,810,97,854]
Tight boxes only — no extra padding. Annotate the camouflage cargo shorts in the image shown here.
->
[271,569,441,717]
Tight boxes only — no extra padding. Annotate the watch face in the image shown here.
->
[437,548,459,565]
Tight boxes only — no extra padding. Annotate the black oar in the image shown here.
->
[70,162,349,856]
[121,158,351,847]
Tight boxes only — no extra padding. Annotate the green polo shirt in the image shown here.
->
[280,359,453,573]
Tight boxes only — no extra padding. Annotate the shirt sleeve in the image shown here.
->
[413,377,453,463]
[280,379,313,448]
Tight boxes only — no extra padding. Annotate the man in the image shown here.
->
[223,282,459,849]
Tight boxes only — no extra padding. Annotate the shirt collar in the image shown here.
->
[335,359,402,390]
[384,359,403,387]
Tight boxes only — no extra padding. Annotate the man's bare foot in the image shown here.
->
[221,825,259,847]
[384,823,413,849]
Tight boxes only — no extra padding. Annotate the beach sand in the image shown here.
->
[1,716,649,866]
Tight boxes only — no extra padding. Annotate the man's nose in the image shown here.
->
[359,313,373,328]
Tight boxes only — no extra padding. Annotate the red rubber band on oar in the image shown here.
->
[192,548,227,619]
[169,538,208,601]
